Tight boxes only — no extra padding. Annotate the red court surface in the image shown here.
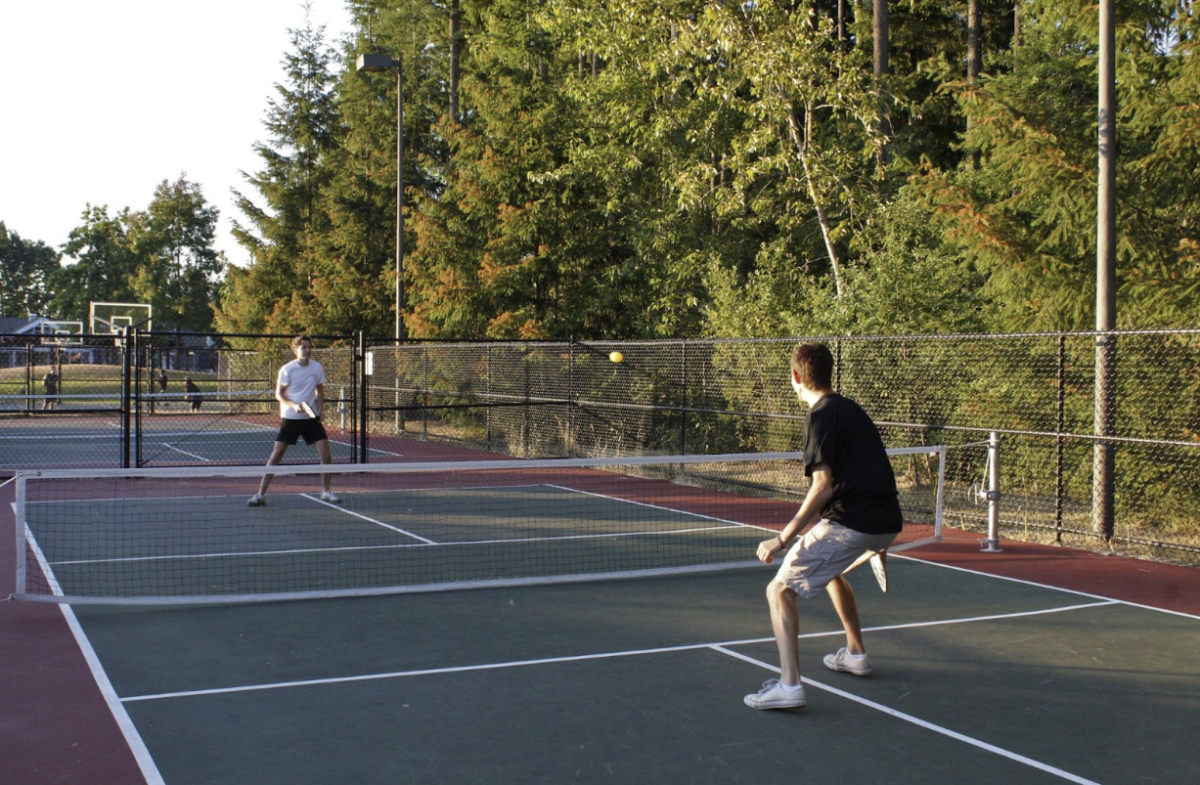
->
[3,471,1198,784]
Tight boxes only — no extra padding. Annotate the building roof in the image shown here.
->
[0,316,40,335]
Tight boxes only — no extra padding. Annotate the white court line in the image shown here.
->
[58,604,167,784]
[118,600,1118,703]
[14,515,164,780]
[895,553,1200,621]
[711,646,1103,785]
[48,523,746,566]
[300,493,436,544]
[545,483,772,533]
[40,483,752,566]
[156,443,212,462]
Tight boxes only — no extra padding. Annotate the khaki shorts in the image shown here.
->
[775,519,898,599]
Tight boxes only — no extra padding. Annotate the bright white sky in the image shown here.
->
[0,1,352,268]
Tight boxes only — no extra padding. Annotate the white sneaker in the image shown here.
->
[247,494,266,507]
[743,679,806,710]
[823,647,873,676]
[320,491,342,504]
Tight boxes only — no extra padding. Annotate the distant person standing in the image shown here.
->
[158,369,169,393]
[247,335,341,506]
[184,377,203,411]
[42,370,59,410]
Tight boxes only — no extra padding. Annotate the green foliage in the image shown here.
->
[51,206,142,320]
[217,9,344,336]
[0,221,60,317]
[48,176,221,332]
[199,0,1197,340]
[916,0,1200,331]
[135,175,223,332]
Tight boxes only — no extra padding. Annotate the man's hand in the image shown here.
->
[757,537,786,564]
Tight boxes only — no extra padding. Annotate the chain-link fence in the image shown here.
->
[4,329,1196,561]
[0,331,358,468]
[366,331,1200,565]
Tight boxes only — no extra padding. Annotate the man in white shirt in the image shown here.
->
[248,335,341,506]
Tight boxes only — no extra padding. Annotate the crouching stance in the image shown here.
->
[744,343,902,710]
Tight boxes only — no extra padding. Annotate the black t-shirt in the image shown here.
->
[803,393,903,534]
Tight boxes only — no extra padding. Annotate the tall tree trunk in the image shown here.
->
[449,0,462,123]
[874,0,891,165]
[967,0,981,86]
[786,104,845,299]
[967,0,981,156]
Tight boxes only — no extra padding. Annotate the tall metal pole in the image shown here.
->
[355,53,405,341]
[394,61,405,343]
[1094,0,1117,540]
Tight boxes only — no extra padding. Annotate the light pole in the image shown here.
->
[1094,0,1116,540]
[356,53,405,341]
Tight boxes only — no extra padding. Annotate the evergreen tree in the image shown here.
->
[917,0,1199,330]
[407,0,648,339]
[218,7,340,335]
[312,0,450,336]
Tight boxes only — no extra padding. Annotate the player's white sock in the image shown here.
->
[780,681,804,692]
[847,651,868,661]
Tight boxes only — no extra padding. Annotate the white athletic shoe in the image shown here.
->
[320,491,342,504]
[247,494,266,507]
[823,647,873,676]
[743,679,807,710]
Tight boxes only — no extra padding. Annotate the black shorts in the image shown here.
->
[275,418,329,446]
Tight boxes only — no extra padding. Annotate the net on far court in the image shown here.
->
[12,448,945,605]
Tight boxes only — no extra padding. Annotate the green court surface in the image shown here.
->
[66,556,1200,784]
[23,482,766,601]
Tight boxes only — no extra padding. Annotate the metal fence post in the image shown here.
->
[1093,332,1117,540]
[568,337,575,458]
[357,331,368,464]
[120,327,132,469]
[1055,334,1066,543]
[680,340,688,455]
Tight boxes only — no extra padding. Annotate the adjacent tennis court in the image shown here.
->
[3,450,1199,784]
[0,409,392,469]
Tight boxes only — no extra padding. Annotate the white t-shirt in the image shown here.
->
[277,359,326,419]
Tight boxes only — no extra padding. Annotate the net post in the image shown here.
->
[981,431,1004,552]
[934,445,946,541]
[14,473,27,598]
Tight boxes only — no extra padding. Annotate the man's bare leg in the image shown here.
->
[257,442,289,497]
[766,579,802,685]
[826,574,865,655]
[315,439,334,493]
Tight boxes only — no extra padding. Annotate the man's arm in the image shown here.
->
[756,464,834,563]
[276,381,302,415]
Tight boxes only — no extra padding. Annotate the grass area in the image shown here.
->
[0,364,220,399]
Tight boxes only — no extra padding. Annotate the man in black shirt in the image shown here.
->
[744,343,903,710]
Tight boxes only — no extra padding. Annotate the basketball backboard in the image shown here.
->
[89,302,152,336]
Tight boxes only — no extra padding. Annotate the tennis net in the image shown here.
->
[12,447,945,605]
